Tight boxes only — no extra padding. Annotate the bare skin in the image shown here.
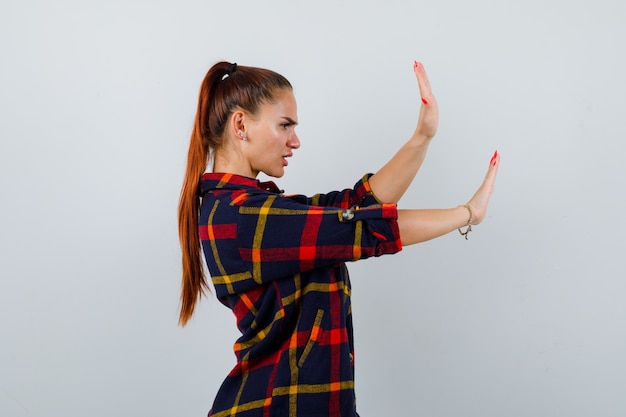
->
[213,62,499,246]
[368,61,499,245]
[213,89,300,179]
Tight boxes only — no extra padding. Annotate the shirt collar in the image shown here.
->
[200,172,283,195]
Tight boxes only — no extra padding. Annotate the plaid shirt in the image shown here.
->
[199,173,402,417]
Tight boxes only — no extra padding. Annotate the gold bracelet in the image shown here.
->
[458,204,473,240]
[460,204,473,225]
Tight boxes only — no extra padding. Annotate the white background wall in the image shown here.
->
[2,0,625,416]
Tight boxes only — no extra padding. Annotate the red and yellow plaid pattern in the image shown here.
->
[199,173,401,417]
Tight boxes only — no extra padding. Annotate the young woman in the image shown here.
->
[178,61,499,417]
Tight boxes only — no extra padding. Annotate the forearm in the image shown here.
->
[368,136,430,203]
[397,206,470,246]
[368,61,438,203]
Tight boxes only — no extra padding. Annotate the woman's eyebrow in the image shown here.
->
[281,117,298,125]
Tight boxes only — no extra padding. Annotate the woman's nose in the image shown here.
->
[289,132,300,149]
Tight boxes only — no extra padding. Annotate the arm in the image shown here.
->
[230,193,401,291]
[288,174,385,209]
[398,207,471,245]
[398,151,500,245]
[368,61,439,203]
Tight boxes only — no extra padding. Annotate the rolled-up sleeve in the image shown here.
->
[235,175,402,286]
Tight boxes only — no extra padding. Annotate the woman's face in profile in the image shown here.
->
[244,89,300,178]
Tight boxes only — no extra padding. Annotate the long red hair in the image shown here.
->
[178,62,292,325]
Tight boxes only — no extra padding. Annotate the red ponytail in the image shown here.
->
[178,62,292,325]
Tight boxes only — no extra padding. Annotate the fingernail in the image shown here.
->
[490,150,498,166]
[421,97,429,105]
[414,60,419,70]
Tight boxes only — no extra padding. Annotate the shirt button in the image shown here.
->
[342,209,355,220]
[349,353,354,363]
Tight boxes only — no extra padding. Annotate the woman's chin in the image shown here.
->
[263,168,285,178]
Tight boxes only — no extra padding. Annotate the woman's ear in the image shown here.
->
[230,110,246,139]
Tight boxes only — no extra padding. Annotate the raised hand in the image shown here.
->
[396,150,500,245]
[466,151,500,225]
[413,61,439,141]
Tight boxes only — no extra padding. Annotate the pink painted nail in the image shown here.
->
[421,97,429,105]
[414,60,419,70]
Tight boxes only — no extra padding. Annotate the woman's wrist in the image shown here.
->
[459,204,473,225]
[409,132,433,148]
[457,204,473,240]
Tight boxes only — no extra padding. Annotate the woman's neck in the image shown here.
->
[211,147,257,178]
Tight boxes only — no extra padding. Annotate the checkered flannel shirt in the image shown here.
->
[199,172,402,417]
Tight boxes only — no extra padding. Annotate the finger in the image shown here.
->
[484,150,500,183]
[413,61,433,100]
